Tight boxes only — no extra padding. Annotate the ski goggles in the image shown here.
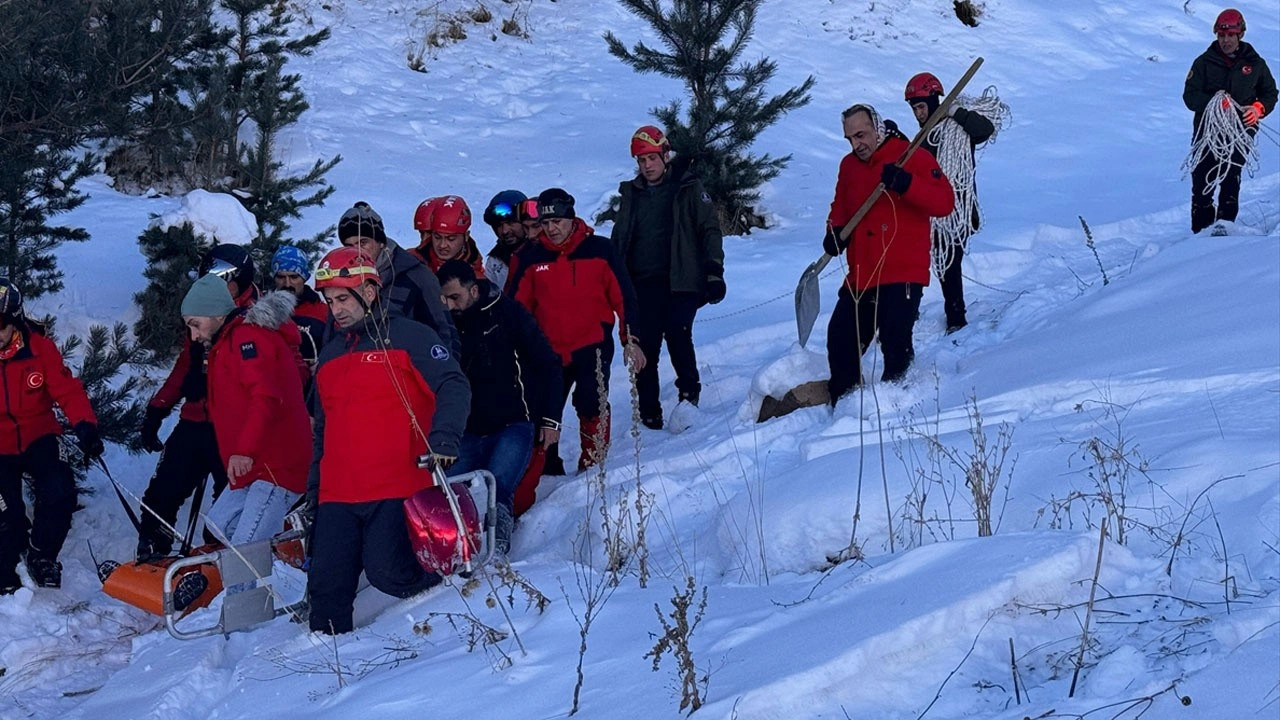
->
[519,199,539,221]
[196,257,239,282]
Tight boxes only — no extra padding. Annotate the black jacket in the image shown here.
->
[453,279,562,436]
[920,107,996,233]
[611,155,725,296]
[1183,40,1277,132]
[379,240,461,358]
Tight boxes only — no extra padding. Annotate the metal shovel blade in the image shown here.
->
[795,254,831,347]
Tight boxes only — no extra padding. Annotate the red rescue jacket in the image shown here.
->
[510,220,639,364]
[149,285,258,423]
[828,136,955,292]
[0,326,96,455]
[205,292,311,493]
[411,239,487,279]
[312,314,471,504]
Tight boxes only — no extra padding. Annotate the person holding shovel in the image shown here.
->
[822,103,954,403]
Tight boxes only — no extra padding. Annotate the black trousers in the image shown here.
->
[632,280,701,418]
[544,339,616,472]
[138,419,228,551]
[0,434,77,572]
[827,282,923,402]
[1190,149,1245,233]
[307,499,439,634]
[933,233,966,329]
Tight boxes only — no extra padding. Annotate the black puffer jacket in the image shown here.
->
[452,279,562,436]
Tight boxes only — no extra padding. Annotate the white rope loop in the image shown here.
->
[928,86,1010,277]
[1182,90,1259,198]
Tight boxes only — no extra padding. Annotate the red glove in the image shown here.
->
[1243,101,1265,126]
[1221,96,1233,110]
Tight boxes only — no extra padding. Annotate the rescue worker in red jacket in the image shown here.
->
[410,195,487,277]
[0,280,101,593]
[823,104,954,402]
[180,274,311,545]
[135,244,256,562]
[305,247,471,635]
[509,188,645,474]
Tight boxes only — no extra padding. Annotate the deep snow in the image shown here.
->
[3,0,1278,718]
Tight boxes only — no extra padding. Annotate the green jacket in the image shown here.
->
[1183,40,1277,131]
[611,156,725,296]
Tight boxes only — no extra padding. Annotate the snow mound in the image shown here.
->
[153,190,258,245]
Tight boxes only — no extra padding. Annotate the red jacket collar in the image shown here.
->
[536,219,592,255]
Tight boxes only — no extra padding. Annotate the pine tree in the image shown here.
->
[0,144,94,299]
[133,223,212,360]
[605,0,815,235]
[221,0,338,279]
[59,324,151,453]
[0,1,99,298]
[97,0,231,193]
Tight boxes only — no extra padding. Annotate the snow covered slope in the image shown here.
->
[4,0,1278,718]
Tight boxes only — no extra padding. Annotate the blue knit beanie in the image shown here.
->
[271,245,311,281]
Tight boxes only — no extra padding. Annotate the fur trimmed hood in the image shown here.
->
[245,290,297,330]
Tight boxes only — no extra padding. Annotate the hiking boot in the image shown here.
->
[24,551,62,589]
[641,414,664,430]
[945,319,967,335]
[678,390,700,407]
[493,503,514,556]
[136,536,169,564]
[172,572,209,613]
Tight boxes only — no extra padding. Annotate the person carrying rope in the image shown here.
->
[305,246,471,635]
[1182,8,1276,234]
[904,72,1000,334]
[822,104,954,403]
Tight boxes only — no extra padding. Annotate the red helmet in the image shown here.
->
[413,196,440,233]
[404,483,482,576]
[314,246,380,290]
[904,72,944,101]
[630,125,669,157]
[428,195,472,235]
[1214,8,1245,35]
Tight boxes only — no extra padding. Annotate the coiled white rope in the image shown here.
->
[928,86,1011,277]
[1181,90,1258,199]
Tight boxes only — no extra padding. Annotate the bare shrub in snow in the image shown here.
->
[646,575,710,714]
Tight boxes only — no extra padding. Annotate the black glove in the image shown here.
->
[139,406,169,453]
[74,421,104,464]
[880,164,912,195]
[823,224,846,257]
[703,276,726,305]
[952,107,970,125]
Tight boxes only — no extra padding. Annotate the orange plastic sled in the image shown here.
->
[101,544,224,617]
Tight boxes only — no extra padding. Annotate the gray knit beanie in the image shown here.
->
[181,274,237,317]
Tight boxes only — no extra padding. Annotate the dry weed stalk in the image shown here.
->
[646,575,710,714]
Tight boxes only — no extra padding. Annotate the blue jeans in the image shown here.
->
[449,422,534,509]
[205,480,298,546]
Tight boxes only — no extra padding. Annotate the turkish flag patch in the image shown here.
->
[1242,65,1253,75]
[25,372,44,389]
[239,341,258,359]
